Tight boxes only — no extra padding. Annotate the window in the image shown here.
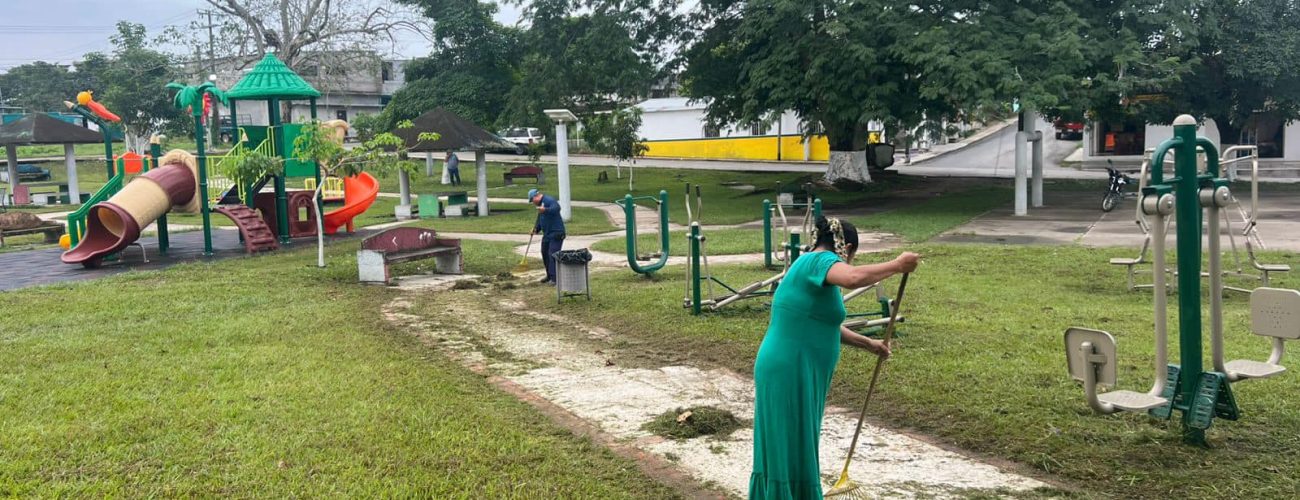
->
[1241,113,1285,159]
[1096,119,1145,156]
[703,124,721,138]
[381,61,394,82]
[336,109,348,121]
[300,64,320,77]
[750,122,765,136]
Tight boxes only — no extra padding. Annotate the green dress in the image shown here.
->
[750,251,846,499]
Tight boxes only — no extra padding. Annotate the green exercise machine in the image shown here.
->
[616,190,670,275]
[763,182,821,269]
[1066,115,1300,446]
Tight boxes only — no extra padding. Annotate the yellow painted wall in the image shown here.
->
[643,136,830,162]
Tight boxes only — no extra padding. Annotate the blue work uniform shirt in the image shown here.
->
[534,195,566,236]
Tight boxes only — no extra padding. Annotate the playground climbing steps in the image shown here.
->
[212,205,278,254]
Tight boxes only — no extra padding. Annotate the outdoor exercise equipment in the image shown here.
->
[616,190,670,275]
[763,182,821,269]
[685,184,902,331]
[686,183,785,314]
[1067,115,1300,445]
[1110,145,1289,292]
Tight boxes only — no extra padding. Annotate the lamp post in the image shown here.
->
[544,108,577,221]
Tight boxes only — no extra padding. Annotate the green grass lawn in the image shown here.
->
[591,228,768,256]
[0,238,678,497]
[0,232,56,254]
[846,186,1013,242]
[410,203,617,235]
[515,245,1300,498]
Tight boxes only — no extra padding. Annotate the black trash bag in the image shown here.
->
[555,248,593,264]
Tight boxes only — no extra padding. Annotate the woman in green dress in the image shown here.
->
[750,217,919,499]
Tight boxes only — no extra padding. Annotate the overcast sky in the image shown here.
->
[0,0,524,72]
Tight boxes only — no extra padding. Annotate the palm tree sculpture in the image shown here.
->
[165,80,231,255]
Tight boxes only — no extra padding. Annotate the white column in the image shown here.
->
[555,121,572,221]
[1014,131,1029,216]
[803,138,811,161]
[1031,129,1044,208]
[396,169,412,219]
[439,153,450,185]
[424,153,433,177]
[64,144,79,204]
[5,145,18,194]
[475,149,488,217]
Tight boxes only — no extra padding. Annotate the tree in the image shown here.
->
[389,0,522,129]
[582,107,647,189]
[0,62,80,112]
[1159,0,1300,143]
[681,1,1093,184]
[202,0,424,74]
[93,22,189,151]
[499,0,673,129]
[290,120,438,267]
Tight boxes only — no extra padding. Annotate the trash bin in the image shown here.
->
[554,249,593,301]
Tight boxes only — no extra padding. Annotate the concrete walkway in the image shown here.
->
[934,190,1300,252]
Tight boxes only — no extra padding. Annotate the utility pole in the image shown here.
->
[198,9,220,147]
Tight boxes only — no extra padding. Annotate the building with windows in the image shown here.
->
[1081,114,1298,169]
[209,53,405,137]
[634,97,830,161]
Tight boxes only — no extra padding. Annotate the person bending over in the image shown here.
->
[750,216,919,499]
[529,188,566,285]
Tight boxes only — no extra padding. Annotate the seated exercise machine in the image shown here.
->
[1112,146,1289,292]
[1068,116,1300,445]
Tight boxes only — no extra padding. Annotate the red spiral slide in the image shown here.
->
[321,172,379,235]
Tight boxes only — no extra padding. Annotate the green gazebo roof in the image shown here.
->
[226,53,321,100]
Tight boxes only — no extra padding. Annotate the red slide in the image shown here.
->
[322,172,379,235]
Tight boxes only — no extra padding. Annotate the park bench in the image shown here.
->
[357,226,463,284]
[0,221,64,247]
[503,165,545,186]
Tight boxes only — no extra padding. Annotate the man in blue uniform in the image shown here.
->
[529,188,565,284]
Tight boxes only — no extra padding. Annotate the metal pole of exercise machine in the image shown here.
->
[1150,114,1225,446]
[690,222,702,315]
[763,199,774,269]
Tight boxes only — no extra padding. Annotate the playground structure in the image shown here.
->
[1110,145,1290,292]
[61,54,378,267]
[1066,115,1300,446]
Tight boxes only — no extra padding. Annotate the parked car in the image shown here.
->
[499,127,545,152]
[0,164,51,183]
[1054,120,1084,140]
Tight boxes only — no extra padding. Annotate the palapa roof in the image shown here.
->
[394,107,516,152]
[226,53,321,100]
[0,113,105,145]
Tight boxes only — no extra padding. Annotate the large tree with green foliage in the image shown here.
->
[681,0,1092,183]
[90,22,189,150]
[0,62,81,112]
[499,0,676,129]
[388,0,521,130]
[1155,0,1300,143]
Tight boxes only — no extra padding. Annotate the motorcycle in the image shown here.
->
[1102,160,1137,213]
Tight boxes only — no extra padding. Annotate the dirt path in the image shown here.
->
[381,274,1050,499]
